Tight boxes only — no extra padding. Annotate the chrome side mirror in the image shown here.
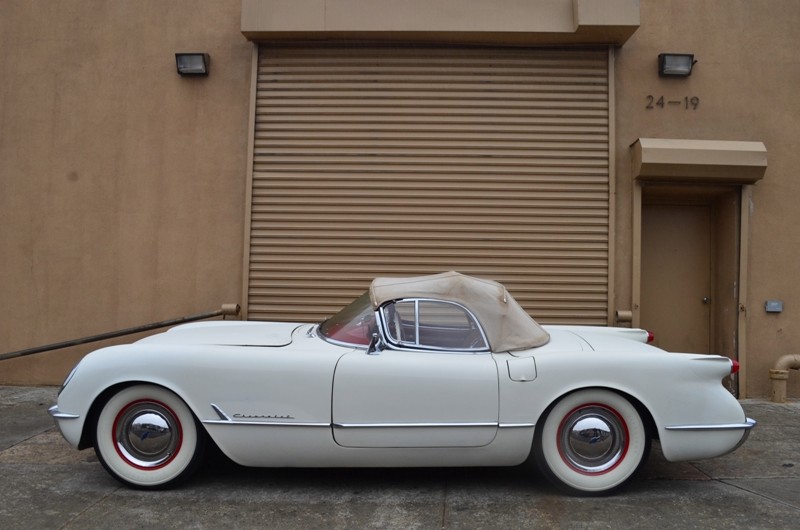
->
[367,333,383,355]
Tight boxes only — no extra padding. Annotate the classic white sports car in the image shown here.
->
[50,271,755,495]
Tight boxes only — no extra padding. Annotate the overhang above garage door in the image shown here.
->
[241,0,640,46]
[632,138,768,184]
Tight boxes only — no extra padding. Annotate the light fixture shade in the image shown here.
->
[658,53,695,77]
[175,53,210,76]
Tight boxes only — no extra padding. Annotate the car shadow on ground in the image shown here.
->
[189,443,687,496]
[193,442,551,490]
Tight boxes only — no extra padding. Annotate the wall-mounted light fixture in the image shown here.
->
[175,53,210,76]
[658,53,696,77]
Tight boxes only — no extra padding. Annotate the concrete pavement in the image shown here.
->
[1,386,798,529]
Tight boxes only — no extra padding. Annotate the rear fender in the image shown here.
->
[524,352,743,456]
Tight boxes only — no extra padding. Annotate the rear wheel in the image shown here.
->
[534,389,650,495]
[93,384,206,489]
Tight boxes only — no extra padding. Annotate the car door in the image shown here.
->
[331,299,500,448]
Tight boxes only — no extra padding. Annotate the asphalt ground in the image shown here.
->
[1,386,798,529]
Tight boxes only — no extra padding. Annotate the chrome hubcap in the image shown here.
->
[115,401,180,468]
[559,405,626,474]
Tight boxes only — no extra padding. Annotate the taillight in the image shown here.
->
[730,359,740,375]
[646,331,655,343]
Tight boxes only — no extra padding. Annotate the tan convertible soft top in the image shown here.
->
[369,271,550,352]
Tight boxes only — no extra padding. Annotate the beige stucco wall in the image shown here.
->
[2,0,799,398]
[614,0,800,397]
[0,1,253,384]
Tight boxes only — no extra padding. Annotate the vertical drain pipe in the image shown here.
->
[770,354,800,403]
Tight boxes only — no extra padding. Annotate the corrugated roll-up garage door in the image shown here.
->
[247,44,610,325]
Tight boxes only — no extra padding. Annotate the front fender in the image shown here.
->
[53,340,346,452]
[51,344,207,448]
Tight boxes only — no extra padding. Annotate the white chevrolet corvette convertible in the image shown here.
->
[50,272,755,495]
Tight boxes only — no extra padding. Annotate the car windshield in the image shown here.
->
[319,291,376,346]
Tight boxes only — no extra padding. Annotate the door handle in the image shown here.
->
[702,297,712,305]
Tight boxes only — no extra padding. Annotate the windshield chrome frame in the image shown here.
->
[317,311,381,350]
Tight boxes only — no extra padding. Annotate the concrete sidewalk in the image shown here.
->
[1,386,798,529]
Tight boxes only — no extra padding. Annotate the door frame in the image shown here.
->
[632,183,752,397]
[628,137,767,400]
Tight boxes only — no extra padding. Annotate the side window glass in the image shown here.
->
[418,300,486,350]
[382,300,487,351]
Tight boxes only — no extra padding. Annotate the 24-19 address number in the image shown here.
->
[646,96,700,110]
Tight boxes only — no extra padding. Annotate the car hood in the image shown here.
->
[136,321,303,347]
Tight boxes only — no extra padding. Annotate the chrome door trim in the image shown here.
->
[334,421,497,429]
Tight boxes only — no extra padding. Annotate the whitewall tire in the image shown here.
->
[534,389,650,495]
[94,384,206,489]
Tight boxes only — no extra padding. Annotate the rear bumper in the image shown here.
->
[665,417,757,432]
[661,417,757,461]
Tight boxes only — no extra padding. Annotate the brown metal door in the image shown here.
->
[641,203,712,353]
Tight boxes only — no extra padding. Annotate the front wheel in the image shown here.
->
[93,384,206,489]
[534,389,650,496]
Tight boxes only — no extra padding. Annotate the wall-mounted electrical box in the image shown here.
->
[765,300,784,313]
